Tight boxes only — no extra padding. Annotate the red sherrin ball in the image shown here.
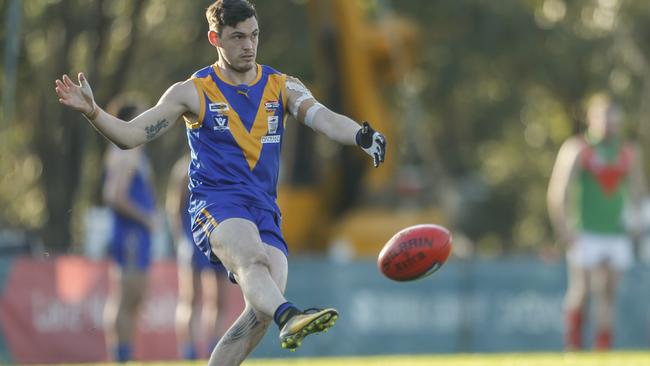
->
[378,224,452,281]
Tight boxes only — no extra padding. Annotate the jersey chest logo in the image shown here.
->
[263,100,280,143]
[581,146,632,195]
[209,103,230,132]
[267,116,279,134]
[209,102,229,113]
[213,115,229,131]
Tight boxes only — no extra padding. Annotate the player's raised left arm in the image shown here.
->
[55,73,195,149]
[285,76,386,167]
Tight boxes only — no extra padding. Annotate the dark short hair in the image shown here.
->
[206,0,257,34]
[116,105,138,121]
[107,93,148,120]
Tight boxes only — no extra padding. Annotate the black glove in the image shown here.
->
[355,121,386,168]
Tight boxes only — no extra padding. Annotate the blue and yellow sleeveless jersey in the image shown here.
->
[184,64,288,222]
[109,155,156,270]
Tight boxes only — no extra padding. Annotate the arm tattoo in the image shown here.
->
[144,119,169,140]
[221,309,260,345]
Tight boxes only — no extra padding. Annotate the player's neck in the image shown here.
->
[215,60,257,85]
[585,131,620,149]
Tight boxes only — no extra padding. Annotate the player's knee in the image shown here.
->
[237,252,272,274]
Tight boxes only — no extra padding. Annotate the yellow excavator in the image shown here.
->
[278,0,448,257]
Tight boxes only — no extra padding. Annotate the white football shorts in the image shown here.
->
[567,232,633,271]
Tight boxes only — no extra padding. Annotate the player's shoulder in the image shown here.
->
[557,135,587,159]
[261,65,293,86]
[563,135,587,150]
[161,78,199,106]
[190,64,216,79]
[260,64,284,76]
[282,73,310,94]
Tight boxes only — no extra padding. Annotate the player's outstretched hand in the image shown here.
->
[355,121,386,168]
[55,73,97,119]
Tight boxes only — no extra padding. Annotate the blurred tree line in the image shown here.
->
[388,0,650,254]
[0,0,648,255]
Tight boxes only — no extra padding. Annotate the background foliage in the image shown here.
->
[0,0,648,255]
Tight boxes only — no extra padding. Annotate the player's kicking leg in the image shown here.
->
[207,240,285,365]
[209,304,271,365]
[206,218,337,364]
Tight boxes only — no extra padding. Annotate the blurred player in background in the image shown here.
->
[55,0,386,364]
[547,92,646,350]
[167,153,225,359]
[101,98,157,362]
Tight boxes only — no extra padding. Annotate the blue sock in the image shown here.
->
[115,343,132,363]
[182,343,197,360]
[274,301,300,329]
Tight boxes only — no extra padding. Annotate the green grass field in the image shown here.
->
[243,353,649,366]
[51,352,650,366]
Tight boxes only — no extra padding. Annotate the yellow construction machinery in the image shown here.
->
[279,0,447,258]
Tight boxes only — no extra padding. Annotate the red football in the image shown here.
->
[378,224,452,281]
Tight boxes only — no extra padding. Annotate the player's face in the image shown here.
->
[217,17,259,73]
[588,102,622,140]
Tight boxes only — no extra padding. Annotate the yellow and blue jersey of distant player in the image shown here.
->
[184,63,288,224]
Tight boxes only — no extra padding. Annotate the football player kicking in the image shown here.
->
[55,1,386,365]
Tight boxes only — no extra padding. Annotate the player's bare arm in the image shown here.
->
[285,75,386,167]
[55,73,198,149]
[547,136,583,244]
